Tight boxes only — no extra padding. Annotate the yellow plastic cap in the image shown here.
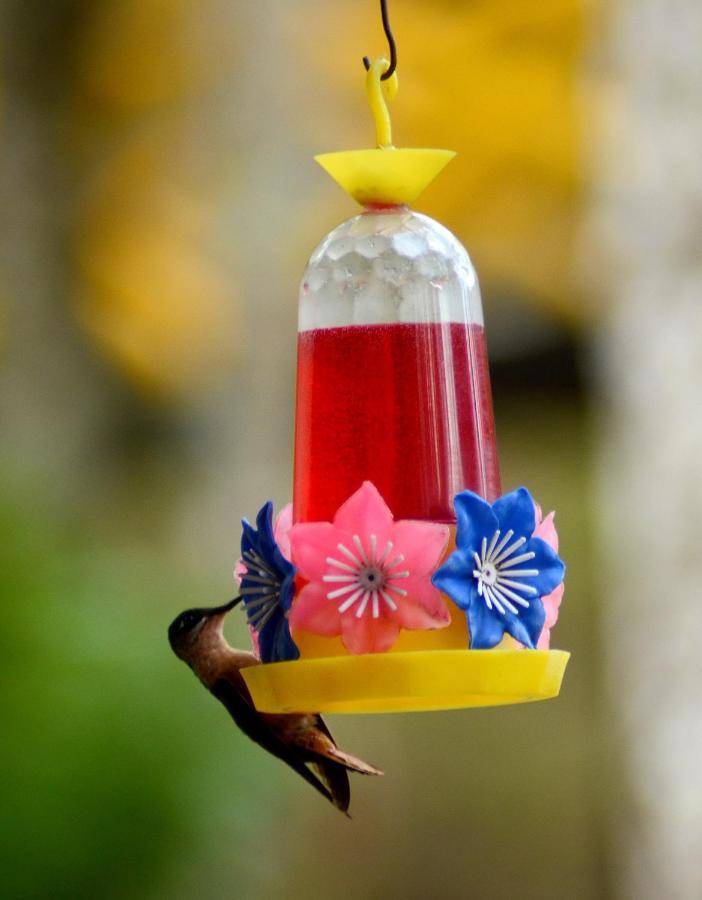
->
[315,147,456,207]
[241,649,570,715]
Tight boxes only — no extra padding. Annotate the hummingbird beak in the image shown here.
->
[204,595,243,618]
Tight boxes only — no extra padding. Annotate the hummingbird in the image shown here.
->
[168,596,382,815]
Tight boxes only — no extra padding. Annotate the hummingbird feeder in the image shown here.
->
[239,0,569,714]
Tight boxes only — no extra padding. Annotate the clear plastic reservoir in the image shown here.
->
[293,206,501,524]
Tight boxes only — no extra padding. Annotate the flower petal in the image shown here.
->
[333,481,394,546]
[241,517,259,556]
[247,624,261,659]
[241,502,295,582]
[258,611,300,663]
[492,487,537,536]
[431,549,475,611]
[501,596,546,649]
[534,510,558,552]
[454,491,498,550]
[289,582,342,637]
[277,572,296,614]
[397,576,451,629]
[289,523,351,582]
[465,596,509,649]
[252,502,277,559]
[520,583,564,649]
[390,520,449,576]
[543,582,564,629]
[234,558,246,583]
[527,537,566,597]
[274,503,293,560]
[340,610,400,654]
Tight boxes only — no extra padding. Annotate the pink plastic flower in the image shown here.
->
[533,505,564,649]
[273,503,293,559]
[288,482,451,654]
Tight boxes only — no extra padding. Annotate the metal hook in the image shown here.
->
[362,0,397,81]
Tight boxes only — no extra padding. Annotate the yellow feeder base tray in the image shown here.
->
[242,649,570,715]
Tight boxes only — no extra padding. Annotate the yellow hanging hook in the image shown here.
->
[365,56,398,149]
[314,48,454,207]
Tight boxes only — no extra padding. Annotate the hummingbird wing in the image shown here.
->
[209,677,337,809]
[310,759,351,815]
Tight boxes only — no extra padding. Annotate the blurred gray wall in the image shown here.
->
[590,1,702,896]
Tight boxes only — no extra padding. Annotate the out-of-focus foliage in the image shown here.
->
[0,483,269,900]
[74,135,239,401]
[74,0,233,109]
[69,1,244,401]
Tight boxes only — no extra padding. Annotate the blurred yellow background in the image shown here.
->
[2,1,699,898]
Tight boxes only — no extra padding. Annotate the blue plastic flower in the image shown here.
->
[240,502,299,663]
[432,488,565,649]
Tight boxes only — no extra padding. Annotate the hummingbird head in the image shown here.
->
[168,596,241,662]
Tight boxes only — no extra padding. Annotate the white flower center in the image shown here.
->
[323,534,410,619]
[472,529,540,617]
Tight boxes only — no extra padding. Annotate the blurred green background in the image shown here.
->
[3,0,695,898]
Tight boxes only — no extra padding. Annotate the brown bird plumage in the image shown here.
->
[168,597,382,814]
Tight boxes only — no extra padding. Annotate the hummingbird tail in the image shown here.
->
[310,745,383,815]
[320,746,384,777]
